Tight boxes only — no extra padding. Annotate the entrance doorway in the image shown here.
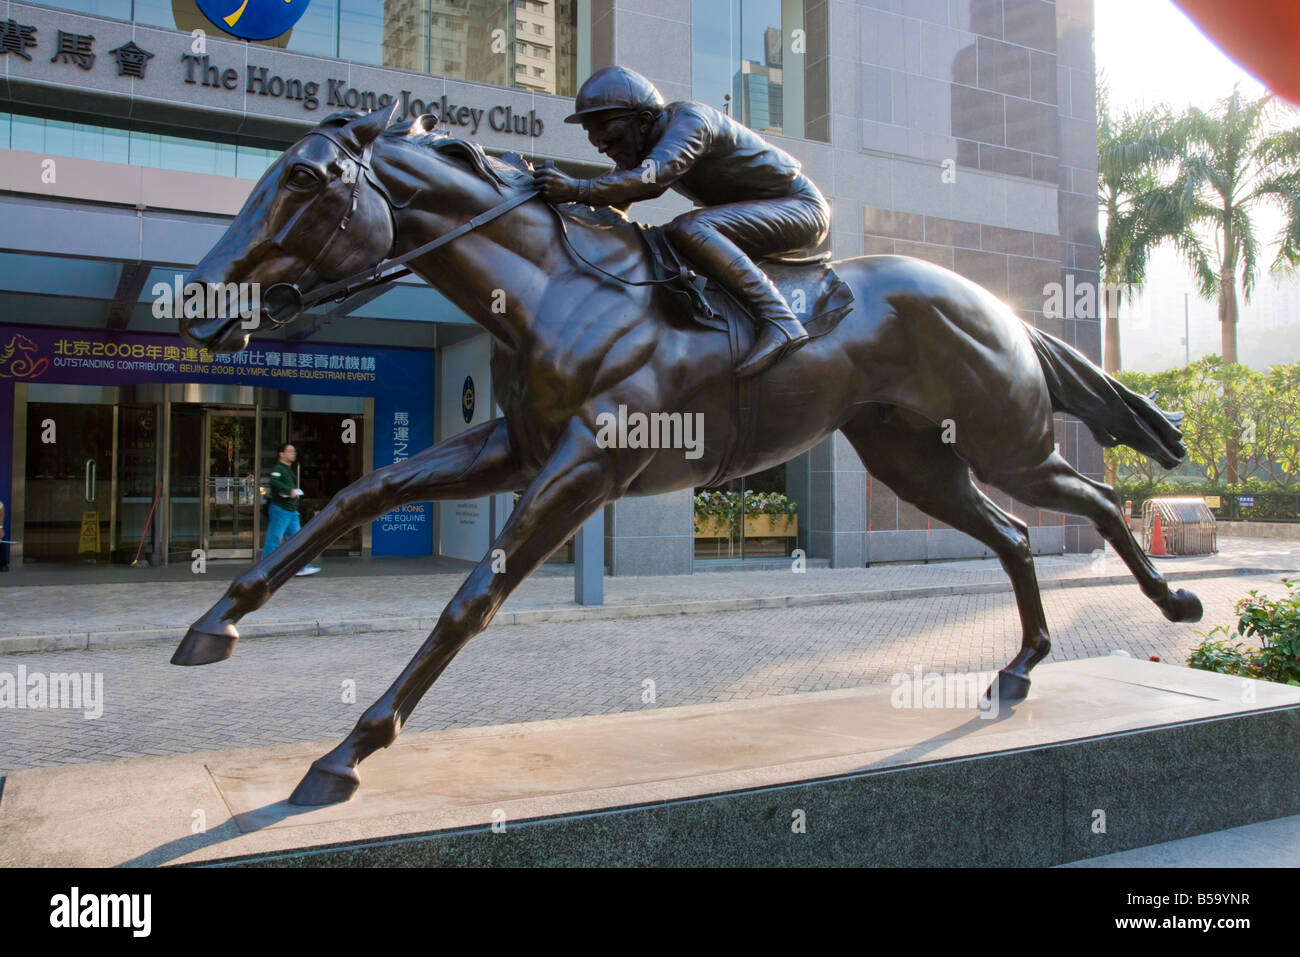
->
[202,409,259,558]
[23,402,115,562]
[18,389,367,567]
[22,399,162,564]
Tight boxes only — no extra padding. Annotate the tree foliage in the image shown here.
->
[1105,359,1300,486]
[1096,80,1212,374]
[1169,89,1300,317]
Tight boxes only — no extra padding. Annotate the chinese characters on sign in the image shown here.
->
[109,41,153,79]
[47,337,378,383]
[0,22,153,78]
[50,30,95,70]
[0,20,37,60]
[392,411,409,465]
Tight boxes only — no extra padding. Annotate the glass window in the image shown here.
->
[134,0,338,58]
[693,0,812,139]
[10,113,49,154]
[29,0,587,95]
[133,132,238,177]
[338,0,386,66]
[284,0,341,58]
[236,146,277,179]
[27,0,131,19]
[3,114,130,164]
[0,112,283,180]
[693,466,799,562]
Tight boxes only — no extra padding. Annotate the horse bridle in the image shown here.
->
[259,131,694,329]
[260,129,539,327]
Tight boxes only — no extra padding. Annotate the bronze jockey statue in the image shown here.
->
[534,65,830,378]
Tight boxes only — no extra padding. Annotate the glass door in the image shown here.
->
[115,404,161,563]
[693,464,797,561]
[23,402,115,563]
[168,404,203,561]
[202,409,259,559]
[286,410,364,554]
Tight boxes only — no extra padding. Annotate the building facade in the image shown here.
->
[0,0,1101,574]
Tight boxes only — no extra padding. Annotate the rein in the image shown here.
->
[264,142,690,325]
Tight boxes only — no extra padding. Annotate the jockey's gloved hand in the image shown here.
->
[534,166,584,203]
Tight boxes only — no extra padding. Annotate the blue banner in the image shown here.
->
[0,324,435,557]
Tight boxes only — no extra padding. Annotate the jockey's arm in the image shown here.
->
[578,110,711,207]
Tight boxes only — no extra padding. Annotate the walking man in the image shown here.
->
[263,442,321,576]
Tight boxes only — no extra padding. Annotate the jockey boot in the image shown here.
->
[725,255,811,378]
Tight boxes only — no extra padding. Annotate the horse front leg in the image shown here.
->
[171,418,529,666]
[288,422,617,805]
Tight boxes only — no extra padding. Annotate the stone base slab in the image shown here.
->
[1,659,1297,867]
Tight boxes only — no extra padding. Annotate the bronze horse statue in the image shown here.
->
[173,107,1201,805]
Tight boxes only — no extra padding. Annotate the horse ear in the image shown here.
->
[341,102,399,153]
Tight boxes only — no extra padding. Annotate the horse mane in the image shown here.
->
[312,111,630,229]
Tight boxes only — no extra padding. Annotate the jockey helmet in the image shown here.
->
[564,66,665,124]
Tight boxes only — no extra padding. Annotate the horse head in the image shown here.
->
[182,106,401,352]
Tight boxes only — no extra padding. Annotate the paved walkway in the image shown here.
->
[1,541,1296,867]
[0,569,1292,775]
[0,537,1294,652]
[1061,813,1300,867]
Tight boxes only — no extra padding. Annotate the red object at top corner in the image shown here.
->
[1174,0,1300,105]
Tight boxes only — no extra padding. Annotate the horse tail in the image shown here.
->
[1025,325,1186,470]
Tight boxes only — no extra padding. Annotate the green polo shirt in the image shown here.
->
[266,462,297,513]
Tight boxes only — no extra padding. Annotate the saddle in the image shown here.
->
[633,225,856,491]
[637,225,856,340]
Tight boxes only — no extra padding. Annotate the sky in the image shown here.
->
[1094,1,1267,113]
[1093,1,1299,373]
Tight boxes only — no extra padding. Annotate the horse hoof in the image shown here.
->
[288,761,360,806]
[1161,587,1203,623]
[986,669,1031,701]
[171,623,239,666]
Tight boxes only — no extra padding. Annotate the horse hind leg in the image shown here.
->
[841,409,1051,700]
[998,452,1203,623]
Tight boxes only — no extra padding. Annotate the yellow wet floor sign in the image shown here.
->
[78,510,100,554]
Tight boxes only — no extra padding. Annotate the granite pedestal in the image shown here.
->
[1,658,1297,867]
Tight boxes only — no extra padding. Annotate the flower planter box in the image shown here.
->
[693,517,735,538]
[693,515,797,538]
[744,514,797,537]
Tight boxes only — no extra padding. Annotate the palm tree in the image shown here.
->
[1169,86,1300,481]
[1097,81,1211,375]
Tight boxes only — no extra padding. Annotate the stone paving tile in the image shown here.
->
[0,538,1292,640]
[0,571,1292,776]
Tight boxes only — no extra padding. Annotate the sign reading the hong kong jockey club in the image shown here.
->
[196,0,311,41]
[3,7,549,137]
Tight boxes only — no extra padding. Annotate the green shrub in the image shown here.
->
[693,490,797,533]
[1189,579,1300,685]
[1115,480,1300,522]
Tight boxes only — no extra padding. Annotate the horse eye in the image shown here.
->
[287,166,320,190]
